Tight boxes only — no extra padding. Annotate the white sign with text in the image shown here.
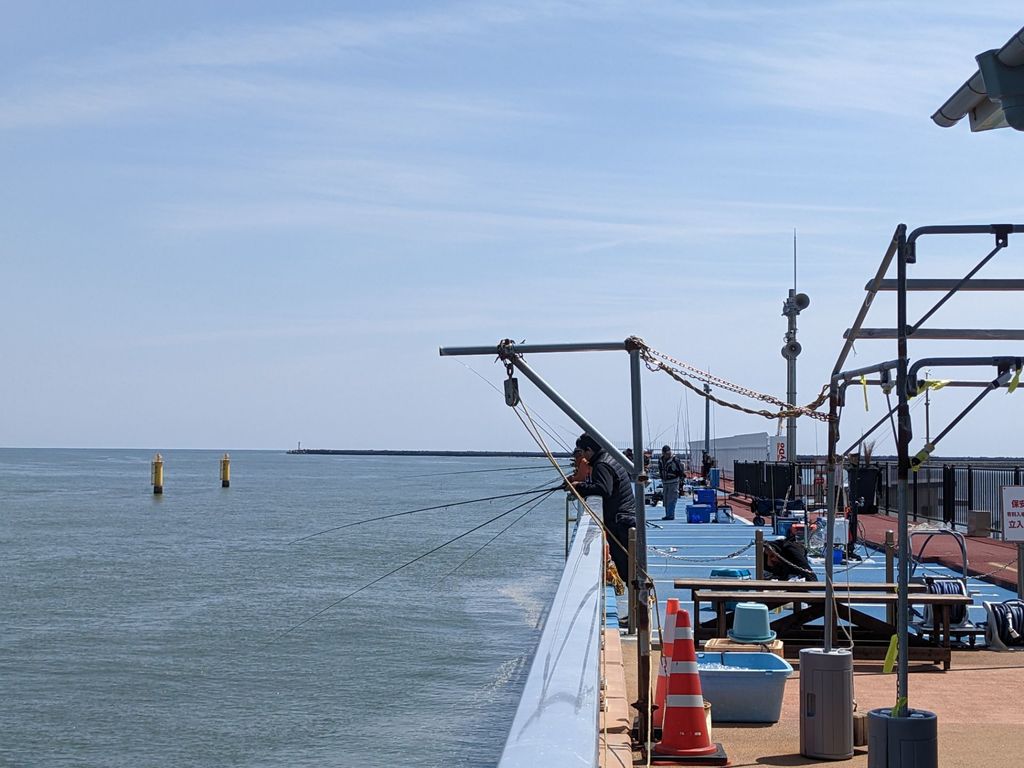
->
[1001,486,1024,541]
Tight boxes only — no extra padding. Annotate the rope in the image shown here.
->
[631,336,831,422]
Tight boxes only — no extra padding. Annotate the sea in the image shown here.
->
[2,449,568,768]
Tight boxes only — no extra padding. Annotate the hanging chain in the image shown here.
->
[629,336,832,422]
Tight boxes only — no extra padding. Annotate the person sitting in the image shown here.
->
[764,537,817,581]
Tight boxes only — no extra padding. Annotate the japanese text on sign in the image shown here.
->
[1001,486,1024,542]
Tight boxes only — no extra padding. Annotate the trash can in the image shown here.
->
[800,648,853,760]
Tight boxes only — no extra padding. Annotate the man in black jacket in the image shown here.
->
[657,444,685,520]
[764,537,818,581]
[572,433,636,583]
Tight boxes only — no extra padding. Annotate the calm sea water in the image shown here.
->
[1,449,567,767]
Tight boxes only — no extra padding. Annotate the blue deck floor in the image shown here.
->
[643,507,1019,647]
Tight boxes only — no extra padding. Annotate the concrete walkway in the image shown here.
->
[621,637,1024,767]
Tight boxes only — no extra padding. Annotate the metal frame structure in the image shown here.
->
[827,223,1024,719]
[932,25,1024,132]
[438,338,655,746]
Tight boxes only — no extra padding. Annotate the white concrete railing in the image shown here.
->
[497,505,604,768]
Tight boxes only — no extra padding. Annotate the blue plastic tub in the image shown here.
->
[686,504,712,523]
[695,488,716,505]
[710,568,751,610]
[696,651,793,723]
[709,567,751,580]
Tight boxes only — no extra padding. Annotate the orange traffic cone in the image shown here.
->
[652,609,729,766]
[653,598,680,731]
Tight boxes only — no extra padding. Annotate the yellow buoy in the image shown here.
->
[220,453,231,488]
[152,453,164,495]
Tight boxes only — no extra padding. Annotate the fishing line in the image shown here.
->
[435,489,558,584]
[405,464,568,479]
[289,487,560,544]
[455,358,574,452]
[272,489,559,640]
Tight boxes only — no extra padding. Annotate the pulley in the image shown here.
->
[503,360,520,406]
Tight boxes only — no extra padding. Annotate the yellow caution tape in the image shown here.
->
[912,379,951,398]
[883,634,898,674]
[911,442,934,473]
[1009,368,1021,394]
[861,375,869,411]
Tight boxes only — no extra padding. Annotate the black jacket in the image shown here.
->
[658,454,684,482]
[576,449,635,526]
[765,539,818,581]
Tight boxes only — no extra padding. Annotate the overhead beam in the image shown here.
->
[844,328,1024,341]
[868,279,1024,291]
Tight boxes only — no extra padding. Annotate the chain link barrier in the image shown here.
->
[630,336,832,422]
[648,541,755,563]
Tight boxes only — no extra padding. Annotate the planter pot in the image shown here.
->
[867,708,937,768]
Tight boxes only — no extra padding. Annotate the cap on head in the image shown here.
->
[576,434,601,453]
[662,445,671,453]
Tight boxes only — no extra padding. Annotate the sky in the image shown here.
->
[2,1,1023,456]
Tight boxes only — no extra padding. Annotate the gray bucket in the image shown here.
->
[867,708,938,768]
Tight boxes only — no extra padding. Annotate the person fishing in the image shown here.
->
[657,444,685,521]
[570,433,636,586]
[763,534,818,581]
[568,446,592,483]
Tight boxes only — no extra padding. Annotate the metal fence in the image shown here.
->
[733,460,1024,539]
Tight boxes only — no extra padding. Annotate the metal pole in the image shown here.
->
[885,530,895,625]
[629,347,652,748]
[628,528,638,635]
[506,356,631,471]
[704,383,711,462]
[787,290,798,462]
[439,341,628,356]
[755,529,765,579]
[824,383,838,653]
[1018,543,1024,600]
[896,227,911,713]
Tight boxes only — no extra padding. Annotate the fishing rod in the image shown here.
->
[289,485,561,544]
[273,487,561,640]
[435,488,554,585]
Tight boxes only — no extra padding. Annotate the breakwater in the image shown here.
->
[287,448,571,457]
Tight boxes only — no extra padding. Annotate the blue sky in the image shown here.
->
[2,2,1023,456]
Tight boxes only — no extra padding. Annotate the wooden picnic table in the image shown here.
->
[687,588,972,670]
[673,578,925,635]
[673,578,925,595]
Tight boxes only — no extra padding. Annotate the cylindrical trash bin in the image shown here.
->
[800,648,854,760]
[867,708,938,768]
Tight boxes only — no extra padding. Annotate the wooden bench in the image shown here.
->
[688,588,971,670]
